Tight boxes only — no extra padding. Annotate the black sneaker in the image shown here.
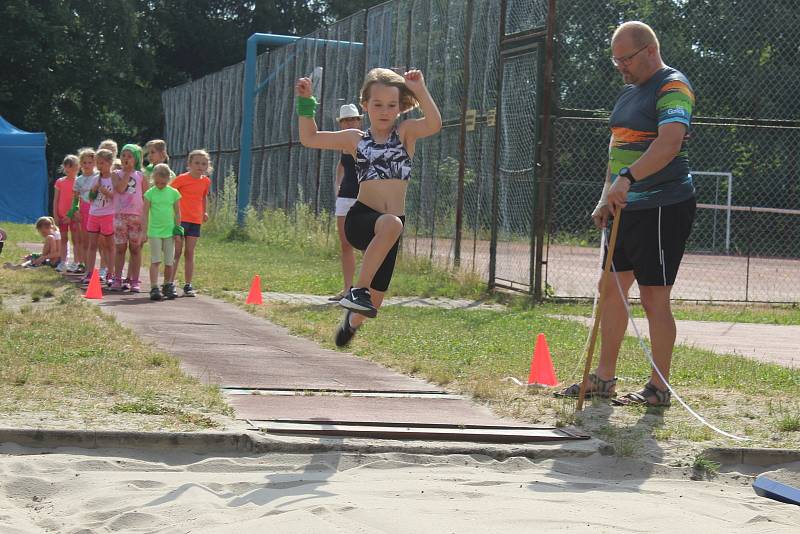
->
[162,283,177,300]
[334,310,358,347]
[339,287,377,318]
[149,286,163,301]
[183,283,196,297]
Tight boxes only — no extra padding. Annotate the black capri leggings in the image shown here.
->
[344,201,405,292]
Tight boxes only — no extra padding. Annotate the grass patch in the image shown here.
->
[188,174,487,300]
[692,454,721,477]
[112,399,171,416]
[0,227,231,430]
[542,300,800,326]
[233,300,800,456]
[777,414,800,432]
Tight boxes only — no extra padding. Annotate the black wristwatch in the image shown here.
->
[618,167,636,185]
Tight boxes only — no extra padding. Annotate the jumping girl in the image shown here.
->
[295,68,441,347]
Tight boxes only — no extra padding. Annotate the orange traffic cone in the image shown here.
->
[246,274,263,305]
[84,268,103,299]
[527,333,558,386]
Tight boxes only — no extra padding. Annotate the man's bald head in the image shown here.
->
[612,21,660,52]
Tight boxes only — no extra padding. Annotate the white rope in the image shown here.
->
[604,228,749,441]
[504,228,750,440]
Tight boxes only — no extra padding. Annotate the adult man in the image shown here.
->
[560,21,696,406]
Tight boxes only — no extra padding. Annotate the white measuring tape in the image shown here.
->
[602,228,749,441]
[504,229,749,441]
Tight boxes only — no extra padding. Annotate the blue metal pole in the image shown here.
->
[237,35,259,226]
[237,33,363,226]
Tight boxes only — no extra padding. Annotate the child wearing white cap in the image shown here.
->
[329,103,364,302]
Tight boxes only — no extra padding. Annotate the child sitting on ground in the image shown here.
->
[142,163,181,300]
[23,217,62,267]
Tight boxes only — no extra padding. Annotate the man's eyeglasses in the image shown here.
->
[611,45,648,67]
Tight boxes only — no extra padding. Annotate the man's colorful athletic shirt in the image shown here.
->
[609,66,695,210]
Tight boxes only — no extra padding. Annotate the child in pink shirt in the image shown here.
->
[53,155,80,271]
[111,144,148,292]
[82,149,116,286]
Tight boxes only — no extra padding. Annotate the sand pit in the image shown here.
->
[0,444,798,533]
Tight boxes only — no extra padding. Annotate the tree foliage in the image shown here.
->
[0,0,383,175]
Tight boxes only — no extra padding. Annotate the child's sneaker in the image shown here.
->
[334,310,359,347]
[129,279,141,293]
[149,286,163,301]
[75,263,86,274]
[65,262,77,273]
[339,287,377,318]
[109,276,123,291]
[122,278,131,291]
[162,283,177,300]
[182,283,196,297]
[99,267,107,280]
[55,262,67,273]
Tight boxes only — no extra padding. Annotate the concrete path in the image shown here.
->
[59,270,523,428]
[555,315,800,368]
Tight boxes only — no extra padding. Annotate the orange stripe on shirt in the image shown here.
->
[659,81,695,102]
[611,127,657,144]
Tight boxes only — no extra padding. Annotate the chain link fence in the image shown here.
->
[549,0,800,303]
[161,0,800,303]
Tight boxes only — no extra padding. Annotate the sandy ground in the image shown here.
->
[0,445,797,533]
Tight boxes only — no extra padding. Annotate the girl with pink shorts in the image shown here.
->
[73,148,98,274]
[110,144,147,292]
[82,148,116,285]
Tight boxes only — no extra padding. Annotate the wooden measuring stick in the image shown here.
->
[577,207,622,411]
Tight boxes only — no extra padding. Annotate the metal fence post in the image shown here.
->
[532,0,558,300]
[314,39,329,215]
[489,0,508,289]
[454,0,475,267]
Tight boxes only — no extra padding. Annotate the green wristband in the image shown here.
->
[66,196,79,218]
[296,96,318,118]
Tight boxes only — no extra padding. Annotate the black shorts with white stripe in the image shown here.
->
[606,196,696,286]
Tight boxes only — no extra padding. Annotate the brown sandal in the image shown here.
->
[555,373,617,399]
[612,382,671,407]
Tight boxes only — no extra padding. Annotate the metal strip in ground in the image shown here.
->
[223,388,461,399]
[225,394,526,426]
[253,420,589,443]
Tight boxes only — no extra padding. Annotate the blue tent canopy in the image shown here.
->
[0,116,48,223]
